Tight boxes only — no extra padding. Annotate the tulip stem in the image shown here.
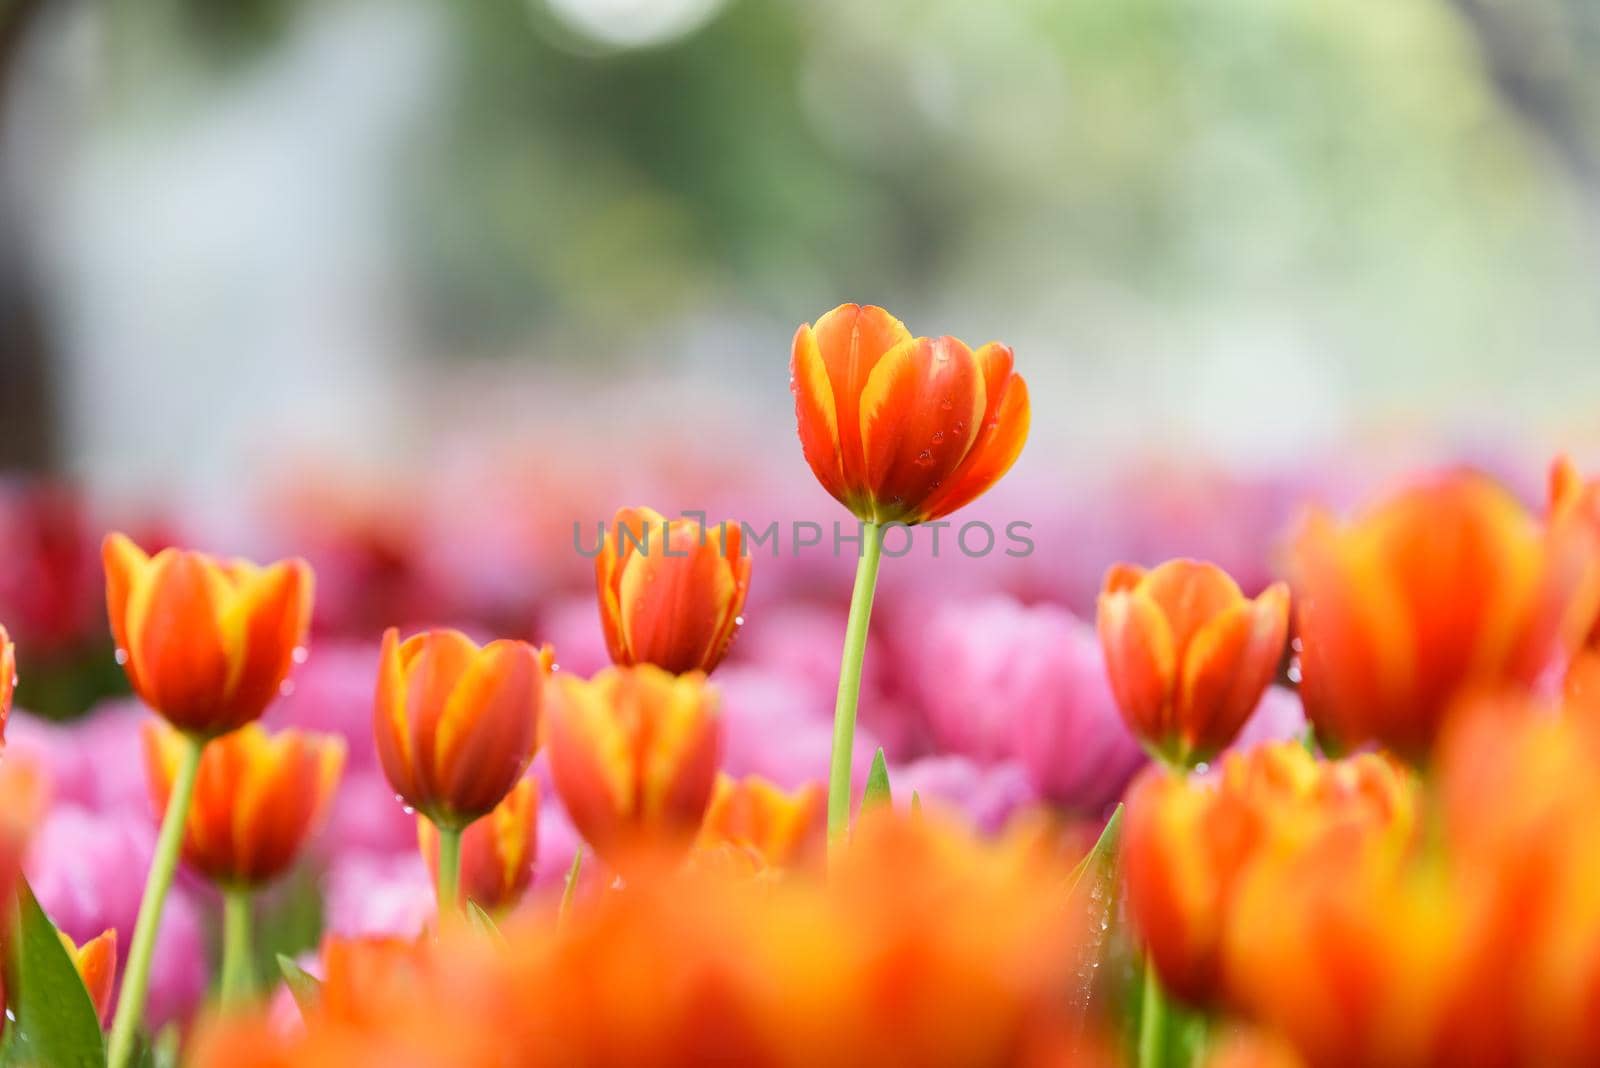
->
[435,823,463,919]
[827,521,883,861]
[108,731,205,1068]
[219,887,254,1007]
[1138,959,1167,1068]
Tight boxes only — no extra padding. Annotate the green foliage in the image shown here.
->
[1,880,107,1068]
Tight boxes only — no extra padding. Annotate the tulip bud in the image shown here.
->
[418,778,537,912]
[547,665,720,872]
[103,533,314,737]
[373,628,553,829]
[791,303,1030,525]
[143,720,344,887]
[1097,559,1289,767]
[59,928,117,1024]
[1291,472,1597,762]
[596,507,751,675]
[697,773,824,870]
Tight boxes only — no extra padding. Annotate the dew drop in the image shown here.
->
[734,615,745,627]
[931,430,945,443]
[915,450,934,466]
[292,646,309,664]
[279,680,296,698]
[939,398,954,411]
[114,648,129,665]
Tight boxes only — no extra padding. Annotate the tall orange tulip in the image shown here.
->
[142,721,345,887]
[104,534,315,1067]
[102,533,314,737]
[790,303,1030,526]
[596,507,750,675]
[418,777,538,913]
[1098,559,1289,767]
[546,664,720,872]
[697,774,825,870]
[1290,471,1598,761]
[373,627,552,829]
[59,929,117,1024]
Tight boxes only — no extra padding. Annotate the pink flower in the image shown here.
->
[7,703,150,812]
[890,756,1037,833]
[1231,685,1307,753]
[715,665,881,791]
[322,851,433,939]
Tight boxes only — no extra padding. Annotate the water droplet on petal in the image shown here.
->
[292,646,309,664]
[279,680,296,697]
[734,615,745,627]
[931,430,945,443]
[114,649,129,665]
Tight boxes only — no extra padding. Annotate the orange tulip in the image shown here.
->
[0,624,13,747]
[1549,455,1600,676]
[418,778,538,912]
[546,664,720,872]
[596,507,751,675]
[373,628,553,828]
[102,533,314,736]
[697,774,824,870]
[1097,559,1289,767]
[1290,471,1598,761]
[59,928,117,1024]
[790,303,1030,525]
[143,720,344,887]
[1122,742,1416,1007]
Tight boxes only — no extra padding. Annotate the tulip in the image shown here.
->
[59,928,117,1024]
[697,773,824,870]
[1549,455,1600,689]
[1290,471,1598,762]
[418,778,537,913]
[0,624,13,747]
[791,304,1031,853]
[104,535,314,1068]
[102,533,314,737]
[1098,559,1290,768]
[1122,742,1416,1008]
[595,506,751,675]
[144,719,343,1006]
[546,665,720,873]
[373,627,552,916]
[790,303,1030,527]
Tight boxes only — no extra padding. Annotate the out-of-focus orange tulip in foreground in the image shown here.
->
[59,928,117,1024]
[790,303,1030,525]
[143,720,345,887]
[102,533,315,737]
[1289,471,1600,762]
[595,506,751,675]
[373,627,553,828]
[418,777,538,912]
[188,812,1118,1068]
[1122,741,1417,1008]
[1097,559,1290,767]
[546,664,721,874]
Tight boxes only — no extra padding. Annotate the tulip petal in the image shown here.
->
[126,551,234,731]
[1098,590,1178,743]
[858,336,986,523]
[1175,583,1290,760]
[103,533,151,693]
[1136,560,1245,660]
[810,303,912,498]
[597,507,667,665]
[617,523,741,675]
[791,324,848,508]
[217,559,313,731]
[915,343,1030,523]
[432,640,544,820]
[373,627,419,802]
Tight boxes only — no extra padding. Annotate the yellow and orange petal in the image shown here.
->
[1290,471,1596,762]
[103,533,314,736]
[373,627,553,828]
[59,928,117,1024]
[0,624,14,748]
[144,720,345,887]
[1098,559,1289,767]
[596,507,751,675]
[546,664,721,873]
[791,304,1029,525]
[697,774,824,871]
[419,777,538,913]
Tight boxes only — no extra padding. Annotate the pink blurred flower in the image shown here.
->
[26,803,207,1028]
[323,851,433,939]
[1231,685,1308,753]
[909,596,1145,814]
[7,703,149,812]
[714,665,880,791]
[536,596,613,679]
[890,756,1037,833]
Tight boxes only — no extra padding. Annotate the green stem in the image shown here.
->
[434,823,462,919]
[1138,959,1167,1068]
[219,887,254,1007]
[827,521,883,861]
[107,732,204,1068]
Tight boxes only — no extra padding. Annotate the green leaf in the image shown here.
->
[909,790,922,816]
[276,953,322,1016]
[558,847,584,926]
[464,901,503,943]
[860,748,892,815]
[2,878,107,1068]
[1065,803,1124,1017]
